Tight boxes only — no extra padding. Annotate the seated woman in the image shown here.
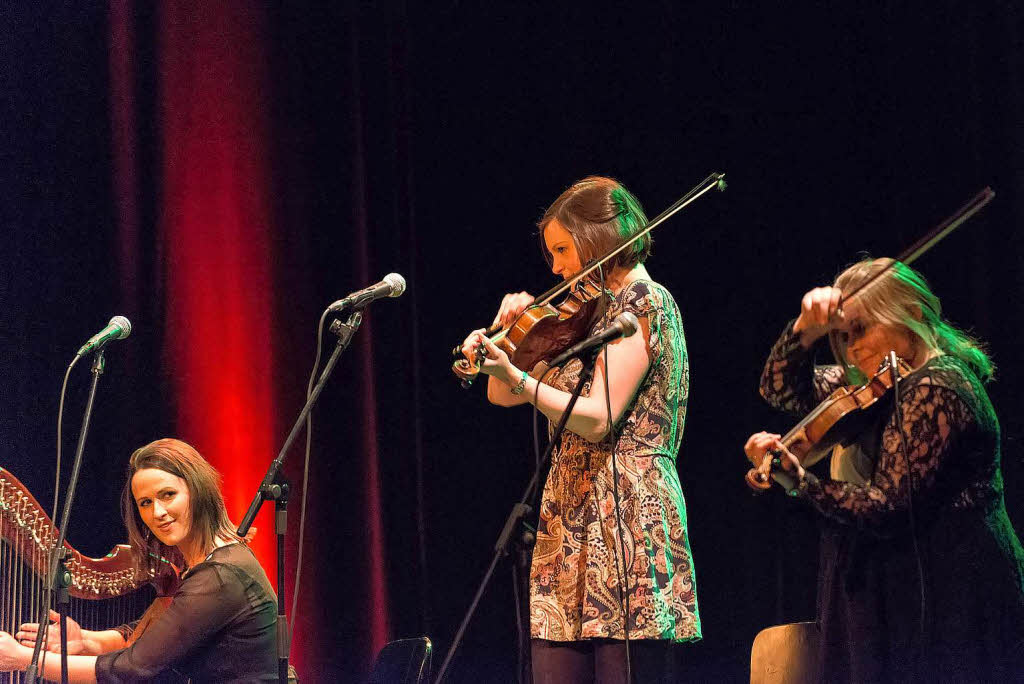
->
[744,258,1024,683]
[0,438,278,682]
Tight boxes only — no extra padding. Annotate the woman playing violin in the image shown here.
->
[460,176,700,683]
[744,258,1024,683]
[0,438,278,682]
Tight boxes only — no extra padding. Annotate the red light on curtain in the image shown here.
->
[157,0,277,603]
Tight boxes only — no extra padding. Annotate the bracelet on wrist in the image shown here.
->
[787,471,810,498]
[510,370,528,395]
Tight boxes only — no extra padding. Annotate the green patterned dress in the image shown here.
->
[529,279,701,643]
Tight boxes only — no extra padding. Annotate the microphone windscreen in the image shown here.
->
[109,315,132,339]
[616,312,640,338]
[384,272,407,297]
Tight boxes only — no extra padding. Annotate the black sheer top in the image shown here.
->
[96,543,277,683]
[759,322,1003,532]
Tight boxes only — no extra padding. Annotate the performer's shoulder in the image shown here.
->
[904,355,995,425]
[621,278,679,315]
[909,355,978,392]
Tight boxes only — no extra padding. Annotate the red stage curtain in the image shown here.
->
[109,1,400,675]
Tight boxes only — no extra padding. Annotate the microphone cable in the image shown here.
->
[286,308,330,638]
[890,352,926,671]
[290,276,403,636]
[598,265,633,683]
[52,355,82,535]
[37,354,83,666]
[526,268,633,682]
[43,322,129,671]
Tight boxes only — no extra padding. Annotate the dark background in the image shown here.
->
[3,2,1022,681]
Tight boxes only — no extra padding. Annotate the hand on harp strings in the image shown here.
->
[0,467,179,657]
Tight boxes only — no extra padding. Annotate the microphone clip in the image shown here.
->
[329,310,364,345]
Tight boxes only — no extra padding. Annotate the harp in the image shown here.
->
[0,466,178,682]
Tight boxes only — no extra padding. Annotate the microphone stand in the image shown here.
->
[237,310,364,684]
[435,347,602,684]
[25,351,107,684]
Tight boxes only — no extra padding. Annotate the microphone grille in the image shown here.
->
[616,312,640,338]
[109,315,132,339]
[384,272,407,297]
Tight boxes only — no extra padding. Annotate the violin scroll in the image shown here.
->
[745,465,773,492]
[453,344,488,388]
[452,358,479,388]
[745,448,785,493]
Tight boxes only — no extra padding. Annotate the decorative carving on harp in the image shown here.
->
[0,466,179,679]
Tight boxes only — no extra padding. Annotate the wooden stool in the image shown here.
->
[750,622,820,684]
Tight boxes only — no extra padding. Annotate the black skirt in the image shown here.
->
[815,504,1024,683]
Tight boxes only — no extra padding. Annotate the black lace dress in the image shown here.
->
[760,323,1024,683]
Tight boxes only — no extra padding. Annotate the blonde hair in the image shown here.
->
[828,258,994,384]
[121,438,242,579]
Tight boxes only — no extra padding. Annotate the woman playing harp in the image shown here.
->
[0,438,278,682]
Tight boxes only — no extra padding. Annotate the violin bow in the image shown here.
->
[749,187,995,492]
[840,187,995,307]
[470,171,728,347]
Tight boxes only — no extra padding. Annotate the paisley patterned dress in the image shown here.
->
[760,322,1024,683]
[529,279,701,643]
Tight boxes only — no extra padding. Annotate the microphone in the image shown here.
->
[889,350,901,388]
[76,316,132,357]
[327,273,407,313]
[548,312,640,367]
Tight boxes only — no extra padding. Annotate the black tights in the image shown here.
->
[530,639,678,684]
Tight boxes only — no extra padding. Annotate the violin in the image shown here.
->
[745,185,995,492]
[745,356,913,491]
[451,269,611,386]
[451,172,727,386]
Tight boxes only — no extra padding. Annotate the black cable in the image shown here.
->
[37,356,80,670]
[527,268,633,681]
[528,379,544,680]
[599,265,632,683]
[512,561,524,679]
[448,359,583,684]
[52,357,81,527]
[288,309,330,637]
[890,353,926,663]
[532,384,543,472]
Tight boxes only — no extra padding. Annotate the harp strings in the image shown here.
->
[1,473,152,684]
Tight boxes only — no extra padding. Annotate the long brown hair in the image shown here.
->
[537,176,651,272]
[828,258,995,384]
[121,438,241,579]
